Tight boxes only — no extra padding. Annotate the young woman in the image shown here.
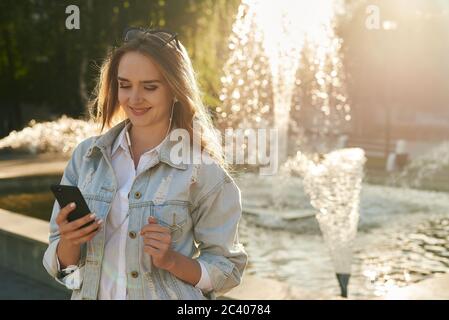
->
[42,27,248,300]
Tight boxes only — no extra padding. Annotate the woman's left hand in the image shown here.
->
[140,216,175,270]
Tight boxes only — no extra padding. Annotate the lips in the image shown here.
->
[129,106,151,116]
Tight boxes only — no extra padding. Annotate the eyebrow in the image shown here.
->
[117,76,161,84]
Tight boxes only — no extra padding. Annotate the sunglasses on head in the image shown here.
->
[123,27,181,51]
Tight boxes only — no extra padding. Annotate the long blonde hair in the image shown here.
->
[88,30,224,167]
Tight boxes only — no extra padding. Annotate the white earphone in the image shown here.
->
[167,97,177,129]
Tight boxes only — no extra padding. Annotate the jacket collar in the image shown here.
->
[86,119,188,170]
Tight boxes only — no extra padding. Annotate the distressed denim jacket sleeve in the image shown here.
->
[190,169,248,297]
[42,138,93,287]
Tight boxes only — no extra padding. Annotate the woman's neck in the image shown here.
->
[128,119,170,154]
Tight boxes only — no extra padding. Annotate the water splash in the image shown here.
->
[286,148,366,296]
[218,0,351,161]
[392,141,449,190]
[217,0,274,131]
[0,116,99,155]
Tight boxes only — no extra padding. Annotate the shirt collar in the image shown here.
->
[111,120,131,157]
[111,122,168,159]
[87,119,187,170]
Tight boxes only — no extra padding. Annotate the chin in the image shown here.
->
[128,116,157,127]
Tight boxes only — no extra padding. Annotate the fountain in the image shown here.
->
[0,115,98,155]
[392,141,449,192]
[218,0,351,160]
[218,0,363,297]
[282,149,366,297]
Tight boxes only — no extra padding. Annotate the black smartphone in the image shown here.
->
[50,184,94,227]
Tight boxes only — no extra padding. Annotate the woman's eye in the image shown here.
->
[119,83,130,89]
[144,86,157,91]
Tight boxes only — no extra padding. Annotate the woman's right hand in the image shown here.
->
[56,202,103,247]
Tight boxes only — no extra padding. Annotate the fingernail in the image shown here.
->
[89,213,96,219]
[70,202,76,208]
[97,219,103,225]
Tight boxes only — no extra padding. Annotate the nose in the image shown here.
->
[129,88,143,105]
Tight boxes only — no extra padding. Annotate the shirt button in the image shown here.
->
[129,231,136,239]
[131,271,139,278]
[134,191,141,199]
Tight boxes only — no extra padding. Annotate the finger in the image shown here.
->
[65,218,103,240]
[140,224,170,235]
[144,232,171,243]
[73,228,100,245]
[56,202,76,226]
[60,213,97,234]
[143,238,161,247]
[144,239,169,251]
[144,245,160,256]
[148,216,158,224]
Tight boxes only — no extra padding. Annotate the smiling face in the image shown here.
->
[117,51,174,129]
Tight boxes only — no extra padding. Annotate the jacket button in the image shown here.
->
[131,271,139,278]
[129,231,136,239]
[134,191,141,199]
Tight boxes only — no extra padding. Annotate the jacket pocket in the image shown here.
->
[82,194,111,222]
[148,201,191,244]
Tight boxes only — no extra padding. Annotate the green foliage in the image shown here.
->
[0,0,240,132]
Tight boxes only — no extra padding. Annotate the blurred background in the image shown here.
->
[1,0,449,154]
[0,0,448,300]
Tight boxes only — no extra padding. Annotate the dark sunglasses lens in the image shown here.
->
[124,28,180,50]
[124,29,142,42]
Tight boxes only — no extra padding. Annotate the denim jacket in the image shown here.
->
[42,119,248,300]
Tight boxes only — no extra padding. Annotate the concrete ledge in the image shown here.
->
[0,208,71,297]
[0,154,68,180]
[0,208,49,243]
[0,265,69,299]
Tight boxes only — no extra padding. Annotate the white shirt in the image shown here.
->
[58,123,213,298]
